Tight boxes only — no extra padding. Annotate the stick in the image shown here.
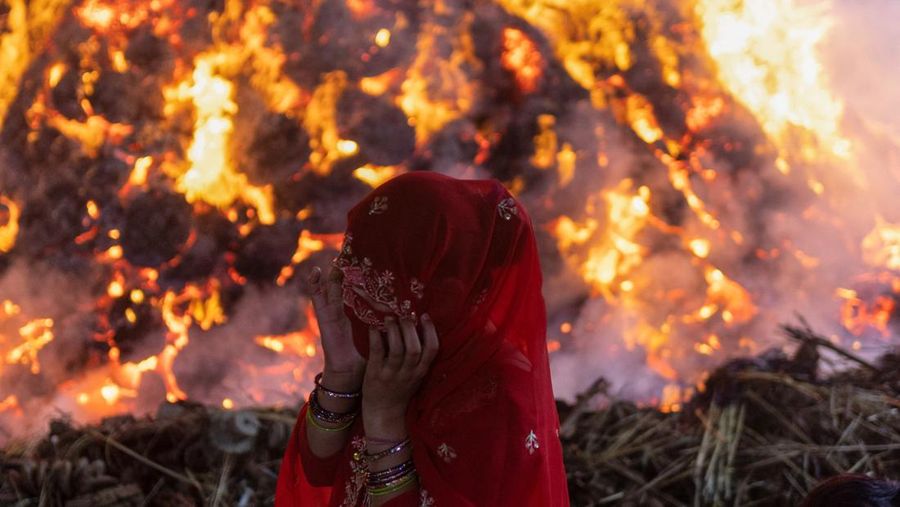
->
[88,430,203,492]
[782,319,878,372]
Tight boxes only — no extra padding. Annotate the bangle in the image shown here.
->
[367,460,415,485]
[362,438,412,463]
[315,372,361,399]
[308,389,357,425]
[306,406,354,432]
[368,471,417,497]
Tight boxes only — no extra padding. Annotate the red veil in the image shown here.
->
[276,172,569,506]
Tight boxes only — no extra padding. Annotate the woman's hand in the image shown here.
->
[309,267,366,389]
[361,315,439,441]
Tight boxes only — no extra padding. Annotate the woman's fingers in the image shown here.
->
[368,327,384,369]
[326,267,344,306]
[308,267,327,309]
[399,318,421,370]
[383,318,405,371]
[417,314,439,374]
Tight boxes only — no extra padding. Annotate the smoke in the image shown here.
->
[827,0,900,138]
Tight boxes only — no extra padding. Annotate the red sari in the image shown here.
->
[276,172,569,506]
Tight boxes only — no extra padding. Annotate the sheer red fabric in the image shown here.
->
[276,172,569,506]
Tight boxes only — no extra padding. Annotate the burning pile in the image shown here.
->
[0,0,898,449]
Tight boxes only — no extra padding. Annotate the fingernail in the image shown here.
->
[422,313,430,322]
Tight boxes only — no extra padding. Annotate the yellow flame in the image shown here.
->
[255,327,319,358]
[398,18,478,143]
[532,115,558,169]
[696,0,853,163]
[554,181,650,295]
[0,197,20,253]
[496,0,636,93]
[501,27,544,94]
[6,318,55,374]
[0,0,70,130]
[164,53,275,223]
[353,165,401,188]
[861,218,900,271]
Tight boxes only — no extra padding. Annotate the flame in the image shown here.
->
[164,52,275,224]
[695,0,854,164]
[398,17,478,143]
[277,231,344,286]
[0,0,70,130]
[353,165,402,188]
[305,71,359,174]
[862,218,900,271]
[496,0,637,93]
[45,114,134,157]
[0,395,19,412]
[5,318,55,374]
[0,197,20,253]
[837,288,895,337]
[501,27,544,94]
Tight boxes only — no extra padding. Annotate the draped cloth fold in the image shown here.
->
[276,172,569,506]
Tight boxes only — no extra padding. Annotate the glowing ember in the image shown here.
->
[6,319,55,374]
[501,27,544,94]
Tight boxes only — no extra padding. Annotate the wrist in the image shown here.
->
[363,407,407,442]
[321,368,364,392]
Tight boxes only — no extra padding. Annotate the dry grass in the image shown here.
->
[2,324,899,506]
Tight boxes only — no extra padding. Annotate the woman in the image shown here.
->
[275,172,569,506]
[801,475,900,507]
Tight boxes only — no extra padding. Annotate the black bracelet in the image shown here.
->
[315,372,361,399]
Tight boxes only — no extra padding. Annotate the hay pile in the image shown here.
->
[0,402,297,506]
[561,324,900,506]
[2,324,899,506]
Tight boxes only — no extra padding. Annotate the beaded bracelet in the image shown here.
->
[314,372,361,399]
[306,406,354,432]
[308,390,357,425]
[362,438,412,463]
[368,471,417,497]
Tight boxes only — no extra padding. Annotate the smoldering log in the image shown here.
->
[336,89,416,166]
[121,191,192,268]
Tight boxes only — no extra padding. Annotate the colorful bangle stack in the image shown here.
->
[367,459,417,497]
[306,406,354,432]
[306,375,359,432]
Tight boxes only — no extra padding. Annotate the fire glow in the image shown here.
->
[0,0,897,439]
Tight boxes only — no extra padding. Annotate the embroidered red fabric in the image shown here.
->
[276,172,569,506]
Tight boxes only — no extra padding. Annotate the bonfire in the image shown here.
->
[0,0,897,505]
